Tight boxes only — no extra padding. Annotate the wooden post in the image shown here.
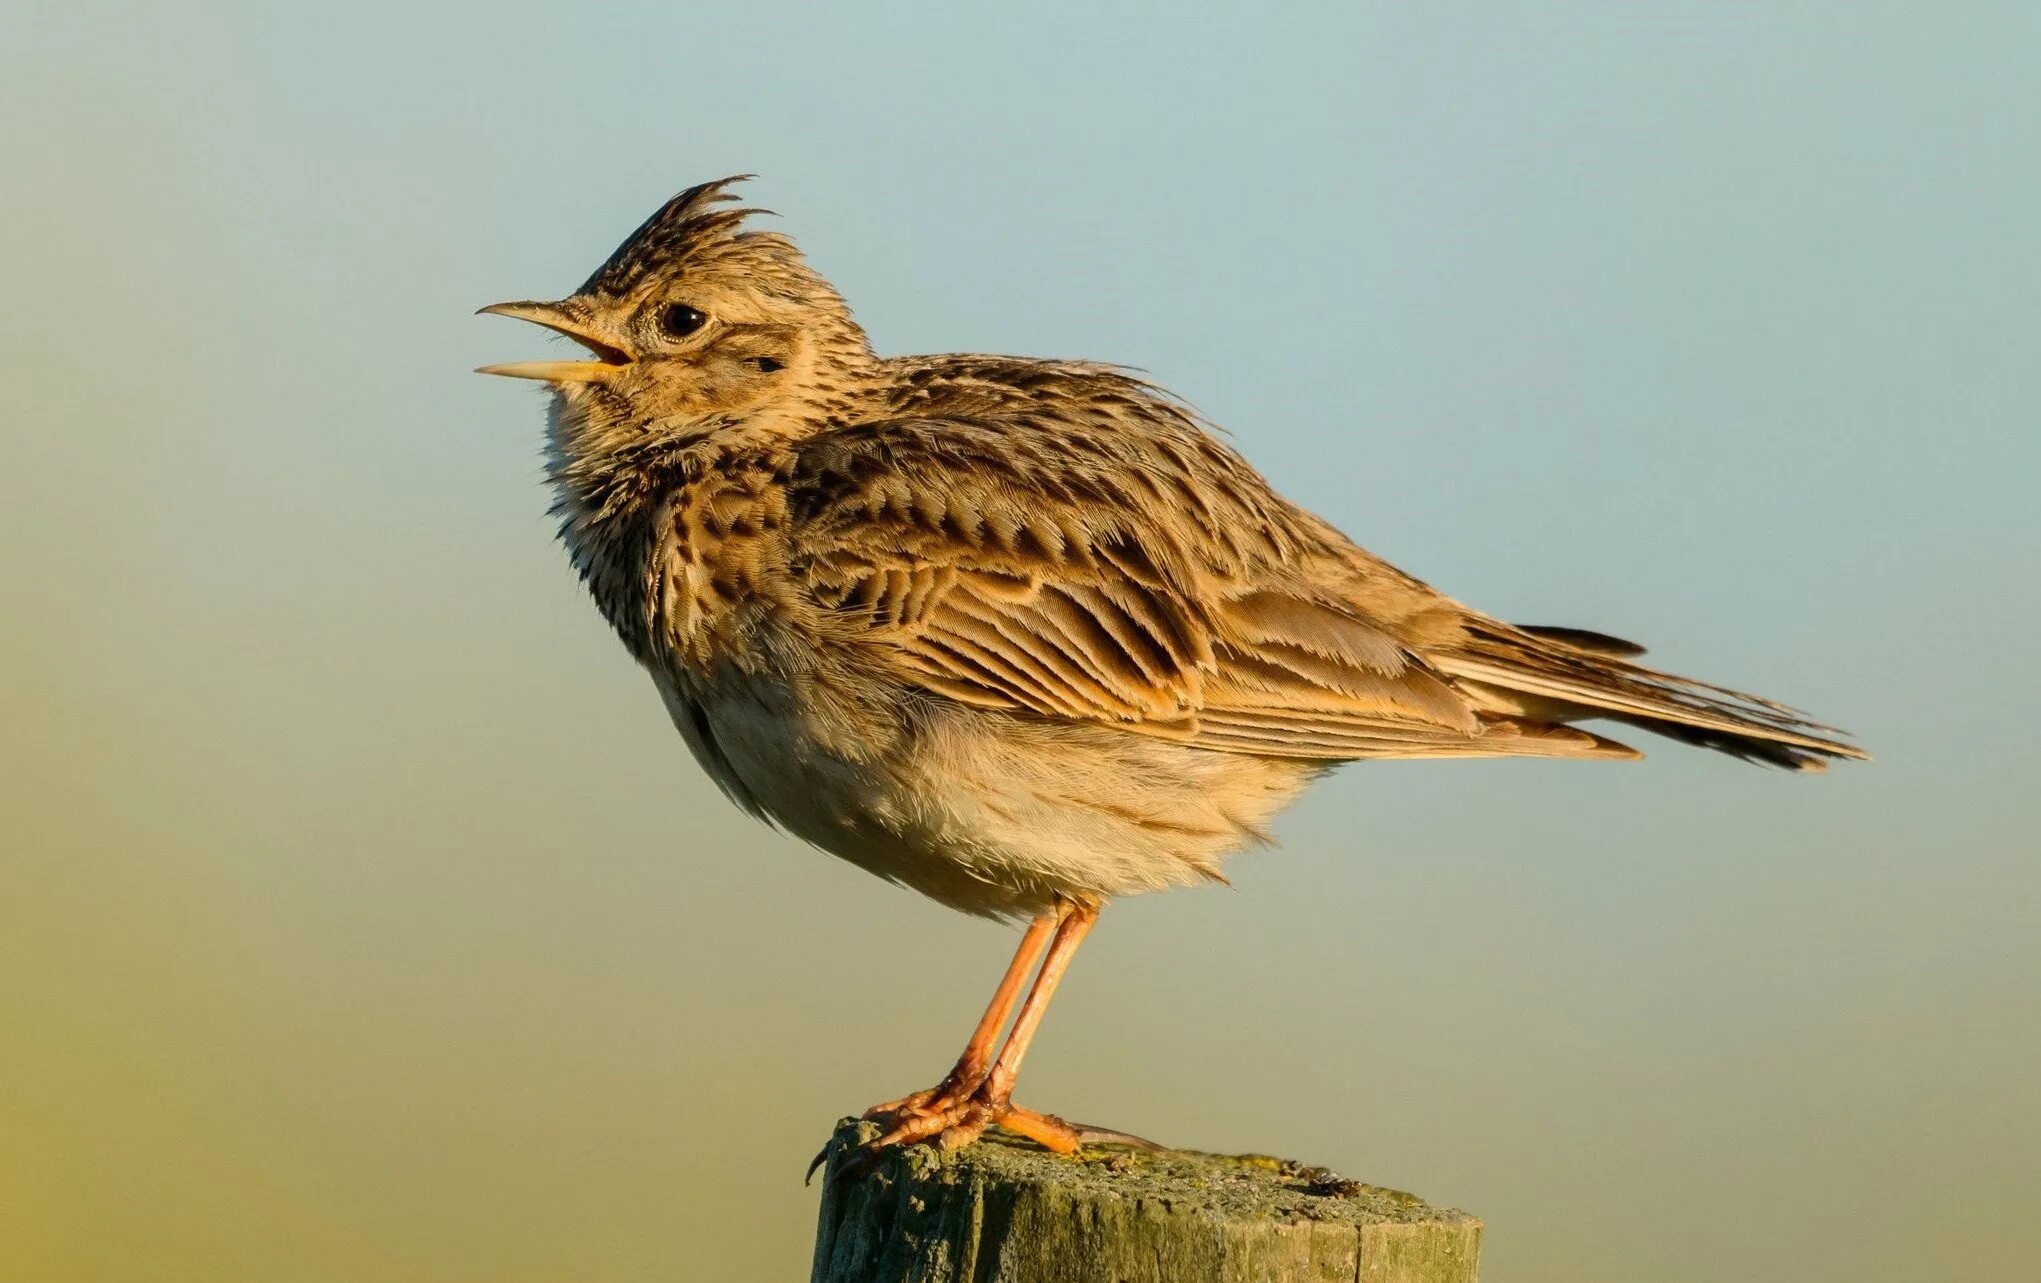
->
[810,1120,1481,1283]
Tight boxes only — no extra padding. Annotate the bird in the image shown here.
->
[478,176,1865,1165]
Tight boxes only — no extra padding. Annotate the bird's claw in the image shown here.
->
[803,1141,834,1186]
[825,1094,1085,1185]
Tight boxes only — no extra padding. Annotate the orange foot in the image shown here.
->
[867,1091,1083,1156]
[823,1088,1085,1183]
[812,1093,1164,1183]
[858,1064,984,1128]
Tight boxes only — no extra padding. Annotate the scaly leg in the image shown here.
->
[857,900,1100,1160]
[862,909,1059,1123]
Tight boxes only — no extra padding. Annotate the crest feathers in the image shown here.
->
[579,174,774,295]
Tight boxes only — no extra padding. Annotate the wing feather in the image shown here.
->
[787,409,1598,762]
[781,367,1862,771]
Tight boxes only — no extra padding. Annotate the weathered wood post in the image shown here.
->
[811,1120,1481,1282]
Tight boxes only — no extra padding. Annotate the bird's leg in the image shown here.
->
[861,909,1059,1124]
[858,900,1100,1159]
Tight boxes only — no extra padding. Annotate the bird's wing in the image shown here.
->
[785,412,1631,763]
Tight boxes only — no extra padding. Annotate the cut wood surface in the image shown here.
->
[811,1119,1481,1282]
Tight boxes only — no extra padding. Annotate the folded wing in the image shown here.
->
[787,411,1640,764]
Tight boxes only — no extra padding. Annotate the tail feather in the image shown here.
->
[1435,620,1868,773]
[1515,624,1648,657]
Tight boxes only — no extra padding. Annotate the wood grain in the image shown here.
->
[811,1120,1481,1283]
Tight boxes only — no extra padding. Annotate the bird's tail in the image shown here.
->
[1433,619,1868,772]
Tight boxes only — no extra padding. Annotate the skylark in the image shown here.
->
[480,177,1864,1163]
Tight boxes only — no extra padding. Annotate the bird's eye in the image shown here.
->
[659,303,707,339]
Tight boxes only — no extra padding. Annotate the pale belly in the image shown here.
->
[650,668,1318,920]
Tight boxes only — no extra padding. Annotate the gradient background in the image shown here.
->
[5,5,2036,1281]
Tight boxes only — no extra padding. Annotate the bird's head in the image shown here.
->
[479,176,872,453]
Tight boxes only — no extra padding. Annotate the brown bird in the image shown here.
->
[479,177,1865,1163]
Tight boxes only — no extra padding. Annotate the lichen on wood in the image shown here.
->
[810,1119,1481,1283]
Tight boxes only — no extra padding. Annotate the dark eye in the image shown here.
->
[659,303,707,338]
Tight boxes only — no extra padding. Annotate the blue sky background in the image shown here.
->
[5,5,2037,1280]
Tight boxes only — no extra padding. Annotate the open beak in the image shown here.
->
[475,300,631,382]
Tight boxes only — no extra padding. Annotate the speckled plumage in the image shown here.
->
[484,177,1862,924]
